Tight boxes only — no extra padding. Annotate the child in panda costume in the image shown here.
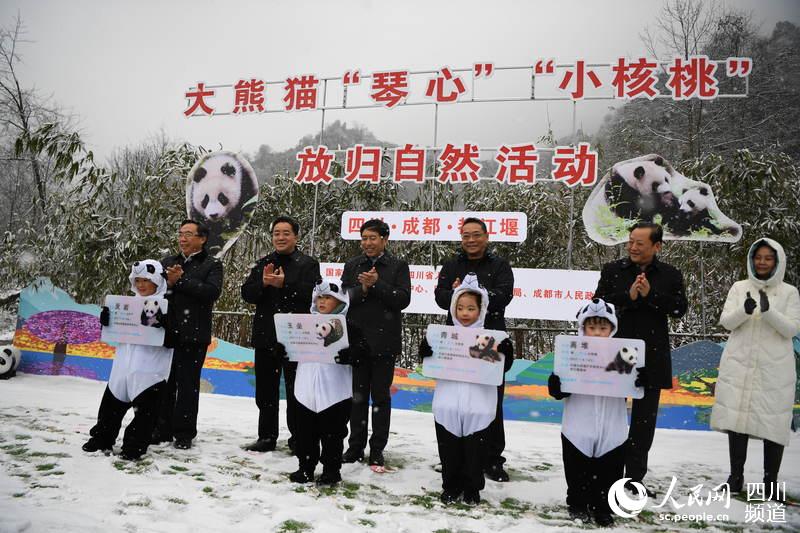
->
[278,279,369,486]
[419,274,514,506]
[547,298,647,527]
[82,260,173,461]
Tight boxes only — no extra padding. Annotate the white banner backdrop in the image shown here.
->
[340,211,527,242]
[321,263,600,322]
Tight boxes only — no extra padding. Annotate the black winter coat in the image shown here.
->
[341,252,411,358]
[435,251,515,331]
[161,249,223,346]
[241,249,321,349]
[594,257,688,389]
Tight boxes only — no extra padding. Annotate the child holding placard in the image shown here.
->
[419,274,514,506]
[547,298,646,527]
[279,279,369,486]
[82,260,173,461]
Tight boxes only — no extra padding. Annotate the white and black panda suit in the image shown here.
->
[186,152,259,253]
[604,155,678,222]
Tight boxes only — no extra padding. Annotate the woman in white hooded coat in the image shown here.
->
[82,260,174,460]
[419,274,514,506]
[710,238,800,496]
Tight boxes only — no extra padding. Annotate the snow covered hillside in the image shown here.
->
[1,373,798,532]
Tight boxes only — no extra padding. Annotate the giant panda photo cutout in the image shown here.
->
[185,151,259,257]
[582,153,741,245]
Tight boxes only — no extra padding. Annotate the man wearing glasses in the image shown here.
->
[434,217,515,482]
[153,219,224,450]
[241,215,321,454]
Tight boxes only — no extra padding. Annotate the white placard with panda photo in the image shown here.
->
[553,335,646,399]
[422,325,509,386]
[274,313,349,364]
[100,295,169,347]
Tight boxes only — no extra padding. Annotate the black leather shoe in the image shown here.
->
[593,512,615,527]
[82,439,112,453]
[243,438,276,452]
[568,505,590,522]
[118,451,143,461]
[316,471,342,486]
[174,439,192,450]
[484,464,509,482]
[440,490,462,505]
[368,450,384,467]
[726,474,744,493]
[463,490,481,506]
[289,469,314,483]
[342,448,364,463]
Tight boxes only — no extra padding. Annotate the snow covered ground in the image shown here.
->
[1,373,798,533]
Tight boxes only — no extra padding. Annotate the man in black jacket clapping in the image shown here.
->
[341,219,411,467]
[241,216,321,454]
[154,219,223,450]
[435,217,514,482]
[594,222,687,497]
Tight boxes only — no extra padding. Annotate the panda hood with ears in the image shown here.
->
[747,237,786,289]
[128,259,168,298]
[576,298,618,336]
[449,273,489,329]
[310,278,350,315]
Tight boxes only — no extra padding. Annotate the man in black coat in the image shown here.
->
[341,219,411,467]
[594,222,687,496]
[154,219,224,450]
[434,217,514,482]
[241,216,321,453]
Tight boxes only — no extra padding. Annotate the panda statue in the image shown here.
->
[667,185,741,237]
[185,152,259,255]
[604,155,678,222]
[0,345,21,380]
[605,345,638,374]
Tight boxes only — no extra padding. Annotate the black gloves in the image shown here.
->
[335,346,360,366]
[99,306,110,327]
[418,338,433,360]
[273,343,289,361]
[744,292,757,315]
[759,290,770,313]
[547,373,570,400]
[498,338,514,372]
[635,367,648,388]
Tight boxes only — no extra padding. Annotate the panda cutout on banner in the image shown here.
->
[582,154,742,245]
[0,345,21,380]
[185,151,259,257]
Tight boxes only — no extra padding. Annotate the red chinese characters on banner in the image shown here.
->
[558,60,602,100]
[295,146,335,183]
[494,143,539,184]
[551,143,598,187]
[284,75,319,111]
[667,56,719,100]
[423,217,440,235]
[611,58,659,99]
[403,217,420,235]
[393,144,426,183]
[425,67,466,103]
[233,79,266,114]
[184,83,215,116]
[500,218,519,237]
[347,217,365,234]
[437,143,481,183]
[344,145,382,183]
[370,71,409,108]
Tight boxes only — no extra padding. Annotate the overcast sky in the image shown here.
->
[1,0,798,160]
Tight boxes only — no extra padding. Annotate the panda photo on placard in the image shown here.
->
[185,151,259,257]
[582,153,741,245]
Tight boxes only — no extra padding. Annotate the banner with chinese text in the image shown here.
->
[554,335,645,399]
[340,211,527,242]
[422,324,509,386]
[100,295,168,347]
[274,313,349,364]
